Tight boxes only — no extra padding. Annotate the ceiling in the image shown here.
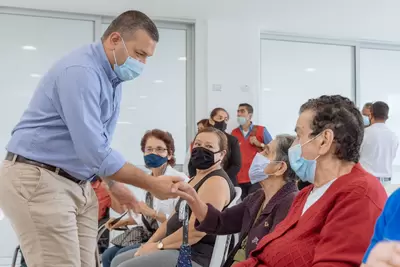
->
[2,0,399,22]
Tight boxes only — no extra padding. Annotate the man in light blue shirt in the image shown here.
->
[0,10,184,267]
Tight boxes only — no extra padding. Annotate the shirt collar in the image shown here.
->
[262,181,299,214]
[92,41,123,88]
[240,122,254,131]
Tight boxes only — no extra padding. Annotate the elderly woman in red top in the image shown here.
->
[175,95,388,267]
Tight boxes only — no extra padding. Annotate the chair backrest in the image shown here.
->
[209,187,242,267]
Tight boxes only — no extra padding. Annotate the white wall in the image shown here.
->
[3,0,400,125]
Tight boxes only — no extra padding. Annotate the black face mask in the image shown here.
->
[213,121,227,132]
[190,147,220,170]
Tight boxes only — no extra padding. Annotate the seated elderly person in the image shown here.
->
[173,134,298,267]
[362,188,400,267]
[111,127,235,267]
[176,95,388,267]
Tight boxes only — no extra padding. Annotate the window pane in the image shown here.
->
[260,39,354,137]
[0,12,94,265]
[102,24,187,166]
[360,48,400,183]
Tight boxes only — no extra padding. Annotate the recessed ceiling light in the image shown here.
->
[127,106,137,110]
[117,121,132,125]
[153,80,164,84]
[22,45,37,51]
[30,73,41,78]
[263,88,272,92]
[178,57,187,61]
[305,68,316,72]
[139,95,147,99]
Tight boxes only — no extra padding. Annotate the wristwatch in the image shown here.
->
[157,240,164,250]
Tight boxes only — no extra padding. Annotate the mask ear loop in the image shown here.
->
[112,49,118,66]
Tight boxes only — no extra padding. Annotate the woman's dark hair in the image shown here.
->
[194,127,228,165]
[210,107,230,120]
[197,119,211,127]
[140,129,176,166]
[274,134,298,182]
[299,95,364,163]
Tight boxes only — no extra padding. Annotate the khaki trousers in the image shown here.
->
[0,160,98,267]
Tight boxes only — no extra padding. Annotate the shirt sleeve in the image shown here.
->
[263,127,273,144]
[55,66,125,177]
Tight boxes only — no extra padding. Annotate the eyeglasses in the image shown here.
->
[145,147,168,154]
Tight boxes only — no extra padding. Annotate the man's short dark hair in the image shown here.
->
[239,103,254,114]
[372,101,389,120]
[102,10,159,42]
[300,95,364,163]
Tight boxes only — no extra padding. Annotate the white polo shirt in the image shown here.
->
[360,123,399,178]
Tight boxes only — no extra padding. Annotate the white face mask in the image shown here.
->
[249,153,282,184]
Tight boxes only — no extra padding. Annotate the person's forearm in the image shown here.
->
[105,163,155,190]
[148,221,168,243]
[162,226,205,249]
[155,211,167,223]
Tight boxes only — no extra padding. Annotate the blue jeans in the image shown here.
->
[102,244,141,267]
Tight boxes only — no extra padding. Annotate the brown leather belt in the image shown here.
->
[5,152,87,185]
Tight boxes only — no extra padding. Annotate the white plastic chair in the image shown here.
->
[209,186,242,267]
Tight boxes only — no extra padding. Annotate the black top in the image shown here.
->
[188,132,241,186]
[166,169,236,267]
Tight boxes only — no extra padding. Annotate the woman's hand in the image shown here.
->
[171,181,209,222]
[105,217,134,230]
[134,242,159,257]
[138,201,157,218]
[365,241,400,267]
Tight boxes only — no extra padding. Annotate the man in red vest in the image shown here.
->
[231,103,272,199]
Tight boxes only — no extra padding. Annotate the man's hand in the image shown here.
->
[147,175,185,200]
[109,182,140,212]
[365,241,400,267]
[249,136,262,147]
[171,181,208,222]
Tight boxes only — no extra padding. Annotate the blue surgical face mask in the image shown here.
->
[249,153,281,184]
[362,115,370,126]
[288,135,321,184]
[113,38,144,81]
[237,116,247,126]
[144,154,168,168]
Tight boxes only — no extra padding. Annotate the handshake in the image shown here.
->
[107,175,198,217]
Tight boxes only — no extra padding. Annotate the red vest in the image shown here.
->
[231,125,264,184]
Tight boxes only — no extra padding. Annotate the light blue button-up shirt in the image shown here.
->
[7,41,126,180]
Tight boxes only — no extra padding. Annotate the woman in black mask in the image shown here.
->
[188,107,241,185]
[110,127,235,267]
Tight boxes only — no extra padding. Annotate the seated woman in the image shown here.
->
[176,95,388,267]
[177,134,298,266]
[362,188,400,266]
[111,127,236,267]
[188,107,242,186]
[101,129,188,267]
[183,119,211,175]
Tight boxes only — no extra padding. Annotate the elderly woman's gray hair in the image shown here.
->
[274,134,297,182]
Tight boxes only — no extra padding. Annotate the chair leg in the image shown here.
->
[11,246,20,267]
